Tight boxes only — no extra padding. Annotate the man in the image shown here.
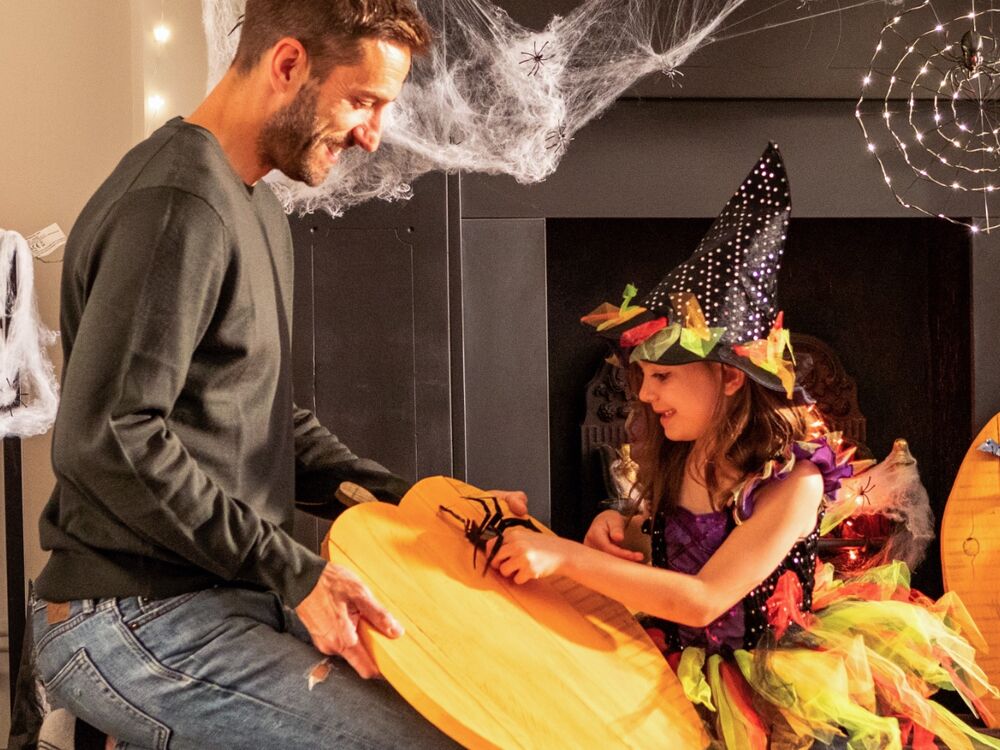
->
[31,1,525,746]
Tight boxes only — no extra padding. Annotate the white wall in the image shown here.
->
[0,0,205,738]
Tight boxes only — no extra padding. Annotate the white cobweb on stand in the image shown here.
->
[202,0,749,216]
[0,229,59,439]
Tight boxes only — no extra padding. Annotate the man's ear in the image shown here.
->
[268,37,310,92]
[721,364,746,396]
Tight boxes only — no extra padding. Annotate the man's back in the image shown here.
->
[37,117,322,606]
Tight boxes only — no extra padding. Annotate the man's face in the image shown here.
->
[258,37,412,186]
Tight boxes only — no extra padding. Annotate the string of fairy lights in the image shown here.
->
[857,0,1000,233]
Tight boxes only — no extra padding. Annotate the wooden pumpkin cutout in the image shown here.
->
[324,475,710,749]
[941,412,1000,728]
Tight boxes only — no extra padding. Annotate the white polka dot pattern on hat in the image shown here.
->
[642,142,791,344]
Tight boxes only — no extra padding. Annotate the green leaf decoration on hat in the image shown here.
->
[629,322,681,363]
[679,326,726,357]
[619,283,639,315]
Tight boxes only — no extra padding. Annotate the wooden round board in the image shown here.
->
[941,412,1000,728]
[323,475,709,749]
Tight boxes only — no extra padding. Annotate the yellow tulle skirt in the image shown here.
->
[667,562,1000,750]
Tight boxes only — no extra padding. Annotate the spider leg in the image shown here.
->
[496,517,542,534]
[438,505,467,524]
[482,529,505,575]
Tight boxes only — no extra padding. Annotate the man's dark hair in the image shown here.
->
[233,0,433,78]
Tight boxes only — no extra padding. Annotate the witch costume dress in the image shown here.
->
[641,437,999,750]
[582,144,1000,749]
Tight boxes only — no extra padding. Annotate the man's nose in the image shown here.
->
[352,110,384,153]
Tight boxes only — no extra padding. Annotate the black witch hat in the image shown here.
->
[582,143,796,396]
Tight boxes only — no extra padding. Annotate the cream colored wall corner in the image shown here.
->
[0,0,206,675]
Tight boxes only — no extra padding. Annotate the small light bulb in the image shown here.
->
[916,132,924,141]
[153,24,171,43]
[972,225,980,233]
[867,142,876,152]
[147,94,165,114]
[863,75,871,86]
[935,24,944,31]
[952,180,961,189]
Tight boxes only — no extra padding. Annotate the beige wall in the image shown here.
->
[0,0,205,727]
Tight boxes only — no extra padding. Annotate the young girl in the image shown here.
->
[489,144,1000,749]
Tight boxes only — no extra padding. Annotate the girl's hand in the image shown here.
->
[487,529,575,584]
[583,510,645,562]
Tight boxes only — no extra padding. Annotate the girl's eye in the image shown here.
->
[652,373,670,382]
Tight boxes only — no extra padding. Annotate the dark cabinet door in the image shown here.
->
[289,173,453,549]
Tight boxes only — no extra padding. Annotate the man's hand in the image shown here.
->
[487,489,528,517]
[583,510,645,562]
[295,563,403,679]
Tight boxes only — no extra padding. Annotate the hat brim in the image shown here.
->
[597,312,787,394]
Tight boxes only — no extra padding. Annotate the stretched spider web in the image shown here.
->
[201,0,753,216]
[857,0,1000,231]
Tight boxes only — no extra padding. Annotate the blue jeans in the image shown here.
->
[31,587,459,749]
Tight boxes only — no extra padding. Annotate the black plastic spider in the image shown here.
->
[228,14,245,37]
[439,496,541,574]
[544,124,572,151]
[853,475,876,508]
[519,41,551,77]
[939,29,1000,93]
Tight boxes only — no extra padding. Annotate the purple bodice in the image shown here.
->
[643,438,849,654]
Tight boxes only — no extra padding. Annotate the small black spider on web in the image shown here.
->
[544,125,572,151]
[662,67,685,87]
[520,41,551,77]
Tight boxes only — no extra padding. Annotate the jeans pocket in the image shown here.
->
[44,648,171,750]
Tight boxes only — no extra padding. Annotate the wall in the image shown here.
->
[0,0,205,736]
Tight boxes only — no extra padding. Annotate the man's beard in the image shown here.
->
[257,81,337,187]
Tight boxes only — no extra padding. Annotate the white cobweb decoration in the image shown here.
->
[202,0,749,216]
[831,438,936,572]
[0,229,59,439]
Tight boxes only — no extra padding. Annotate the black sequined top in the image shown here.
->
[639,439,845,655]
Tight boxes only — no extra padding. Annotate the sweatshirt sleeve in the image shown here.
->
[292,404,412,518]
[53,187,325,606]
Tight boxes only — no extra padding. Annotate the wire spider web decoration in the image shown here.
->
[857,0,1000,233]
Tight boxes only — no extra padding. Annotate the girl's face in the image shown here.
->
[636,361,745,442]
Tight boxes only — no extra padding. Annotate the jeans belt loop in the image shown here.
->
[81,599,96,614]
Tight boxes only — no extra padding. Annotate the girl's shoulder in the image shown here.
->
[728,437,855,523]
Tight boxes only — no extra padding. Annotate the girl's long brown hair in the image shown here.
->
[625,361,814,518]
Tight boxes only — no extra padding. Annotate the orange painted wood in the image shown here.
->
[324,475,709,749]
[941,413,1000,728]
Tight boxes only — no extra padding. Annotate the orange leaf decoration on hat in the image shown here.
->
[670,291,711,340]
[581,302,622,328]
[620,317,668,348]
[733,311,796,398]
[581,284,648,331]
